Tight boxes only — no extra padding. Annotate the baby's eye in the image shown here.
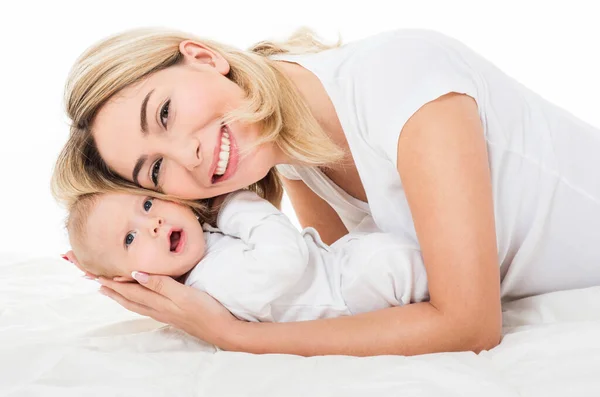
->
[143,198,153,212]
[125,232,136,247]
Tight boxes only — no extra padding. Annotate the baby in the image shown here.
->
[67,190,429,322]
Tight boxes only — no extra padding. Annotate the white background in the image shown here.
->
[0,0,598,258]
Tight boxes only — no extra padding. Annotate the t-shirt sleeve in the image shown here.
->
[275,164,302,180]
[353,31,481,167]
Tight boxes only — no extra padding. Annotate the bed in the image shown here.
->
[2,254,600,396]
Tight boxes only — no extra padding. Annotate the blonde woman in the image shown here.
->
[53,27,600,356]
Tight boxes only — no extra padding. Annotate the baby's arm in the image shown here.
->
[216,190,309,258]
[204,190,310,321]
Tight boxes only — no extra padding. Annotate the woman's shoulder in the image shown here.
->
[301,29,482,96]
[338,29,483,164]
[350,28,455,46]
[342,29,464,56]
[272,29,465,72]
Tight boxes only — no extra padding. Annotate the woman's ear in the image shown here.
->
[178,40,230,75]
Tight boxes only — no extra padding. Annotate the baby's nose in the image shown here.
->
[151,217,164,235]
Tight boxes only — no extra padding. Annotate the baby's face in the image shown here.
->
[86,193,206,278]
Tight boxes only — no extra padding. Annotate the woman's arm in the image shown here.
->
[281,176,348,245]
[99,92,501,356]
[223,93,501,355]
[397,92,502,346]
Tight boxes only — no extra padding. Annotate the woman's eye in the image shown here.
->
[151,158,163,187]
[160,100,170,128]
[143,198,153,212]
[125,232,136,247]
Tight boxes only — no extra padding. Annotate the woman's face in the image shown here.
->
[93,41,281,199]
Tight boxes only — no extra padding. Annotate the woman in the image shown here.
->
[53,27,600,356]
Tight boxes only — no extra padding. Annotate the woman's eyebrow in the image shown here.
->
[134,89,155,185]
[140,89,154,134]
[132,155,148,186]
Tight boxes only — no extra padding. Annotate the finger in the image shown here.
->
[99,286,158,319]
[112,276,134,283]
[130,272,190,304]
[98,277,177,312]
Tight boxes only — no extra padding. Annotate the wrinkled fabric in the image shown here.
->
[2,254,600,396]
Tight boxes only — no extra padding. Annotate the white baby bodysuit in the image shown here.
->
[184,190,429,323]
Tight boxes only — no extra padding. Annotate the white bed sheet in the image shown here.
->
[1,254,599,397]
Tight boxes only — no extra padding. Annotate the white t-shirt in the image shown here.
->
[272,29,600,301]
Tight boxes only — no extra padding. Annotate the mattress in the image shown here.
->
[1,254,600,396]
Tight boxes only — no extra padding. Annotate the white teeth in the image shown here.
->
[214,128,231,177]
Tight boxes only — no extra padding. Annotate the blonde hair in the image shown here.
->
[66,193,118,277]
[52,27,344,209]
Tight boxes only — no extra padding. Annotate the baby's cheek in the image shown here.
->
[135,247,167,274]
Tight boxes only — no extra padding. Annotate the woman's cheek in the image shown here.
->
[165,170,207,199]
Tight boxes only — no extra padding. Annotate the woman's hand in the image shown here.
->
[97,272,239,347]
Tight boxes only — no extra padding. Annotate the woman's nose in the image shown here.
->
[170,137,202,172]
[149,217,164,236]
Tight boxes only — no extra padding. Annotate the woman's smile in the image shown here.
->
[210,123,239,184]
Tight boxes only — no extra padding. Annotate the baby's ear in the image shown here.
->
[62,250,80,266]
[62,250,98,279]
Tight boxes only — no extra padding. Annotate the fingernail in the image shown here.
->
[131,271,149,284]
[98,288,106,295]
[82,275,95,280]
[62,255,70,261]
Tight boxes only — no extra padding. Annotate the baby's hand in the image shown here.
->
[213,189,263,210]
[211,190,250,212]
[210,193,229,210]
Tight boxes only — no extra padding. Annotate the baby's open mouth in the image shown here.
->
[168,229,185,253]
